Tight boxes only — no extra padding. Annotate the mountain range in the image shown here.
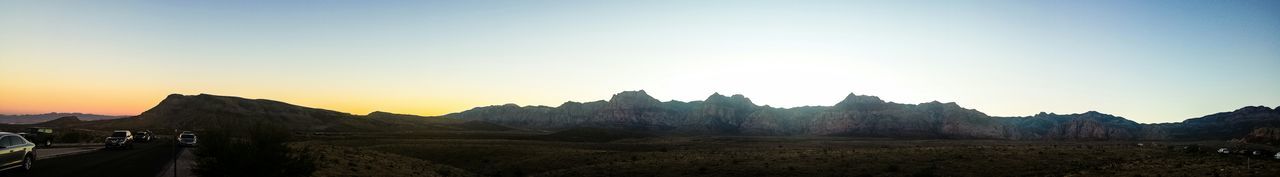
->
[446,90,1280,141]
[34,94,508,132]
[0,112,125,124]
[18,91,1280,141]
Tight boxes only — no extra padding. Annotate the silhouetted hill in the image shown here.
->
[449,90,1279,140]
[1175,106,1280,140]
[53,94,514,132]
[135,94,355,130]
[0,113,125,124]
[1000,111,1147,140]
[34,116,84,127]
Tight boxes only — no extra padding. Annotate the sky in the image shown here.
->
[1,0,1277,123]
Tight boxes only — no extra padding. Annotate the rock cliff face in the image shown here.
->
[806,94,1008,139]
[448,91,1255,140]
[1246,127,1280,144]
[691,93,758,133]
[595,90,679,130]
[1000,111,1146,140]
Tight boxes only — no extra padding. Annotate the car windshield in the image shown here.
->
[111,132,128,137]
[181,135,195,139]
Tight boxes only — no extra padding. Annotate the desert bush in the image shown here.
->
[193,121,315,177]
[56,130,100,143]
[886,164,901,172]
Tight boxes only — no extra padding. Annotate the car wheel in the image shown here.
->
[20,155,33,171]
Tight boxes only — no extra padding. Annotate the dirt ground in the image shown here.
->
[300,132,1280,177]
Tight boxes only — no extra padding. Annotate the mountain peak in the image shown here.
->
[608,90,659,106]
[707,92,727,100]
[558,101,582,108]
[840,93,883,103]
[365,111,435,120]
[368,111,395,116]
[138,93,353,130]
[704,92,757,107]
[1234,106,1273,113]
[159,93,264,105]
[835,93,885,108]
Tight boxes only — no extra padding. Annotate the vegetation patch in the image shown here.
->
[309,134,1280,177]
[537,127,655,142]
[295,142,476,177]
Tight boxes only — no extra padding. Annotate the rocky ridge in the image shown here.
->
[448,90,1280,140]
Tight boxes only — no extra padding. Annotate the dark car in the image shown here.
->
[135,130,153,143]
[0,132,36,172]
[178,132,197,147]
[104,130,134,149]
[17,127,54,147]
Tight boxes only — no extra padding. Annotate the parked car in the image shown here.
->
[0,132,36,172]
[178,131,197,147]
[1251,150,1271,156]
[1179,144,1201,153]
[17,127,54,147]
[104,130,134,149]
[135,130,153,143]
[1217,148,1231,154]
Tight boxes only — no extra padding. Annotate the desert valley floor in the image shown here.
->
[296,131,1280,177]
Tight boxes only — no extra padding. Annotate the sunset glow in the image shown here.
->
[2,0,1278,123]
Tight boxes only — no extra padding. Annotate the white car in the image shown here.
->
[1274,152,1280,160]
[1217,148,1230,154]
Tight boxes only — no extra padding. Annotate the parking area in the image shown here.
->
[34,145,101,160]
[3,140,174,177]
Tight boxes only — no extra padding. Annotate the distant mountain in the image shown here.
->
[999,111,1159,140]
[36,116,86,126]
[131,94,357,130]
[449,90,1280,140]
[1174,106,1280,140]
[51,94,513,132]
[0,112,125,124]
[448,90,1027,139]
[17,92,1276,141]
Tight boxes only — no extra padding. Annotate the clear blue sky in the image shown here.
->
[2,0,1277,123]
